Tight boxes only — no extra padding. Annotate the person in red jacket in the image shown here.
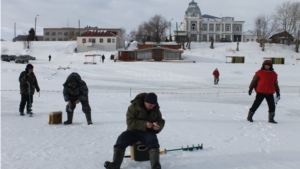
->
[247,60,280,123]
[213,68,220,85]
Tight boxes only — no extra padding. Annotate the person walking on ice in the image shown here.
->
[63,72,93,125]
[247,60,280,123]
[212,68,219,85]
[101,54,105,63]
[104,93,165,169]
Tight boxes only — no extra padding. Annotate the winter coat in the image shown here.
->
[126,93,165,133]
[63,72,89,102]
[102,55,105,60]
[249,60,280,94]
[19,70,40,95]
[249,70,280,94]
[213,69,219,78]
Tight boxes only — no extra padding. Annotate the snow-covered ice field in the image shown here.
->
[1,41,300,169]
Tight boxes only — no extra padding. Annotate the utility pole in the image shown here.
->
[169,18,173,40]
[34,15,39,41]
[14,22,16,42]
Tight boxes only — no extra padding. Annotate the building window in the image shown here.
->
[216,25,220,31]
[45,38,49,41]
[251,39,253,41]
[91,38,96,43]
[203,24,207,31]
[107,38,111,43]
[226,25,230,31]
[225,35,231,40]
[216,35,220,41]
[64,38,68,41]
[82,38,86,43]
[112,38,115,43]
[192,23,196,30]
[99,38,103,43]
[203,34,207,41]
[58,38,62,41]
[209,24,214,31]
[51,32,56,35]
[76,32,80,35]
[235,26,240,31]
[64,32,68,35]
[51,38,56,41]
[45,32,50,35]
[58,32,62,35]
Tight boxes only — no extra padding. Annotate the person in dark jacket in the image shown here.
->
[19,64,40,115]
[63,72,92,125]
[101,54,105,63]
[213,68,219,85]
[104,93,165,169]
[247,60,280,123]
[49,55,51,61]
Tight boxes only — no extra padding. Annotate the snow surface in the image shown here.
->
[1,41,300,169]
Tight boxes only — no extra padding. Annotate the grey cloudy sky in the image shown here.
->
[1,0,287,41]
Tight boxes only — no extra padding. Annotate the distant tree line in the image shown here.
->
[254,1,300,53]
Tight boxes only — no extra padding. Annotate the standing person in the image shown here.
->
[247,60,280,123]
[19,64,40,115]
[104,93,165,169]
[63,72,93,125]
[49,55,51,61]
[213,68,220,85]
[101,54,105,63]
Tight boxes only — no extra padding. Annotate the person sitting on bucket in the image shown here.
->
[104,93,165,169]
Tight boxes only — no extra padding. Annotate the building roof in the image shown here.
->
[269,31,294,39]
[202,14,220,19]
[185,0,201,15]
[80,30,117,37]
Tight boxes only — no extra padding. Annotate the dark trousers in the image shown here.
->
[19,94,33,113]
[66,100,91,114]
[250,93,275,113]
[102,59,104,63]
[114,130,159,150]
[214,76,219,84]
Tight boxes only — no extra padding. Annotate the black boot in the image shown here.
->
[149,149,161,169]
[268,112,277,124]
[20,111,25,116]
[64,112,73,125]
[104,148,125,169]
[247,111,255,122]
[85,113,93,125]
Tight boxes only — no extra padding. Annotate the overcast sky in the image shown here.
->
[0,0,288,41]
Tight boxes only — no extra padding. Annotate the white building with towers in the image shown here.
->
[174,0,245,42]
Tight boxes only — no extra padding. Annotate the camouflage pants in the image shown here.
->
[66,100,91,114]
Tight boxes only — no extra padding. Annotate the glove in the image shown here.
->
[36,87,40,92]
[248,89,253,95]
[276,91,280,98]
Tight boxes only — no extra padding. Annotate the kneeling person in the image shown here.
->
[63,72,92,125]
[104,93,165,169]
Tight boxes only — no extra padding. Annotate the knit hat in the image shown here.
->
[26,64,34,70]
[261,60,274,70]
[68,77,77,86]
[144,93,157,104]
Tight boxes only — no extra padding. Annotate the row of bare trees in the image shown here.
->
[128,14,170,44]
[254,1,300,52]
